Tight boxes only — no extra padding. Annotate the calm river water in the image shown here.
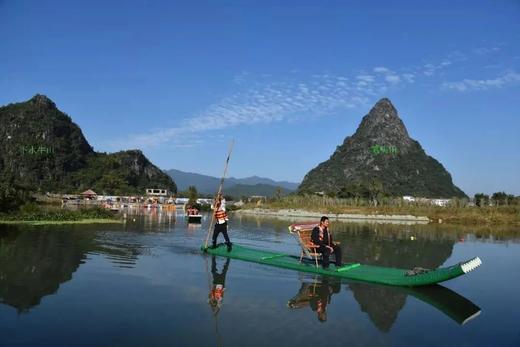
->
[1,210,519,346]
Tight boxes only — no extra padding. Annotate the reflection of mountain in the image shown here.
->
[332,223,456,269]
[349,282,406,332]
[330,224,457,332]
[0,227,94,313]
[0,226,145,312]
[348,282,481,332]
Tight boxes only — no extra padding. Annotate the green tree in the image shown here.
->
[187,185,198,206]
[339,182,366,199]
[491,192,508,206]
[274,186,283,200]
[223,194,234,202]
[97,174,129,195]
[367,179,384,206]
[474,193,489,207]
[0,181,32,212]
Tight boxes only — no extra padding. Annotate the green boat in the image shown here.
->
[202,243,482,287]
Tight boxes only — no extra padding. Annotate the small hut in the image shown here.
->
[81,189,97,200]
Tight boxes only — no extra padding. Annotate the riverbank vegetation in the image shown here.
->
[0,182,120,224]
[0,201,119,225]
[237,214,520,241]
[242,194,520,227]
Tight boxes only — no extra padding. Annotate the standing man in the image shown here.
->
[311,216,342,269]
[208,256,230,314]
[211,193,232,252]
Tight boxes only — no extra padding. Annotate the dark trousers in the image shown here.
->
[318,244,342,267]
[212,222,231,246]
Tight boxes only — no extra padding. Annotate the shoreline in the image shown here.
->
[235,208,430,223]
[0,218,123,226]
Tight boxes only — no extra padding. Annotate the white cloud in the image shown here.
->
[107,47,511,150]
[373,66,407,85]
[356,75,375,83]
[422,60,454,76]
[442,71,520,92]
[402,73,415,83]
[474,46,501,55]
[111,71,410,149]
[423,63,436,76]
[373,67,390,74]
[385,75,401,84]
[232,71,249,85]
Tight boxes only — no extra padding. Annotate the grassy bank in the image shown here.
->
[0,205,121,225]
[244,196,520,226]
[0,219,122,226]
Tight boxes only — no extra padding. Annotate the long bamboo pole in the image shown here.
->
[204,139,234,248]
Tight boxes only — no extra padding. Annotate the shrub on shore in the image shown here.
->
[1,204,116,222]
[242,195,520,226]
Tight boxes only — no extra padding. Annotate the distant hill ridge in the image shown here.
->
[0,94,176,194]
[299,98,467,198]
[225,183,292,198]
[166,169,298,196]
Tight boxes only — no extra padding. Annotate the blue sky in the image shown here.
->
[1,0,519,195]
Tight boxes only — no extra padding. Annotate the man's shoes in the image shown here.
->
[209,244,217,249]
[226,243,233,252]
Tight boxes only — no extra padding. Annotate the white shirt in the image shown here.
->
[213,199,228,224]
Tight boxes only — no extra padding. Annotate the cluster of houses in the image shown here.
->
[61,188,222,208]
[402,196,452,207]
[61,188,173,205]
[60,189,456,208]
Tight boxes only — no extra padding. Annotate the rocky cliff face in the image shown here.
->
[0,95,176,194]
[0,95,93,188]
[298,98,466,198]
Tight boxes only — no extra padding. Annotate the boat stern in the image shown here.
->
[460,257,482,274]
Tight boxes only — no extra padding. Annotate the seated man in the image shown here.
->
[311,216,342,269]
[309,278,341,322]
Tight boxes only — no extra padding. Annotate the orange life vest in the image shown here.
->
[214,209,228,220]
[210,286,224,300]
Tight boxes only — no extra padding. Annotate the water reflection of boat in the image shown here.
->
[187,215,202,223]
[187,222,201,231]
[403,285,481,325]
[287,277,481,329]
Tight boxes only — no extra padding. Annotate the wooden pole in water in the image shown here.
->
[204,139,234,248]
